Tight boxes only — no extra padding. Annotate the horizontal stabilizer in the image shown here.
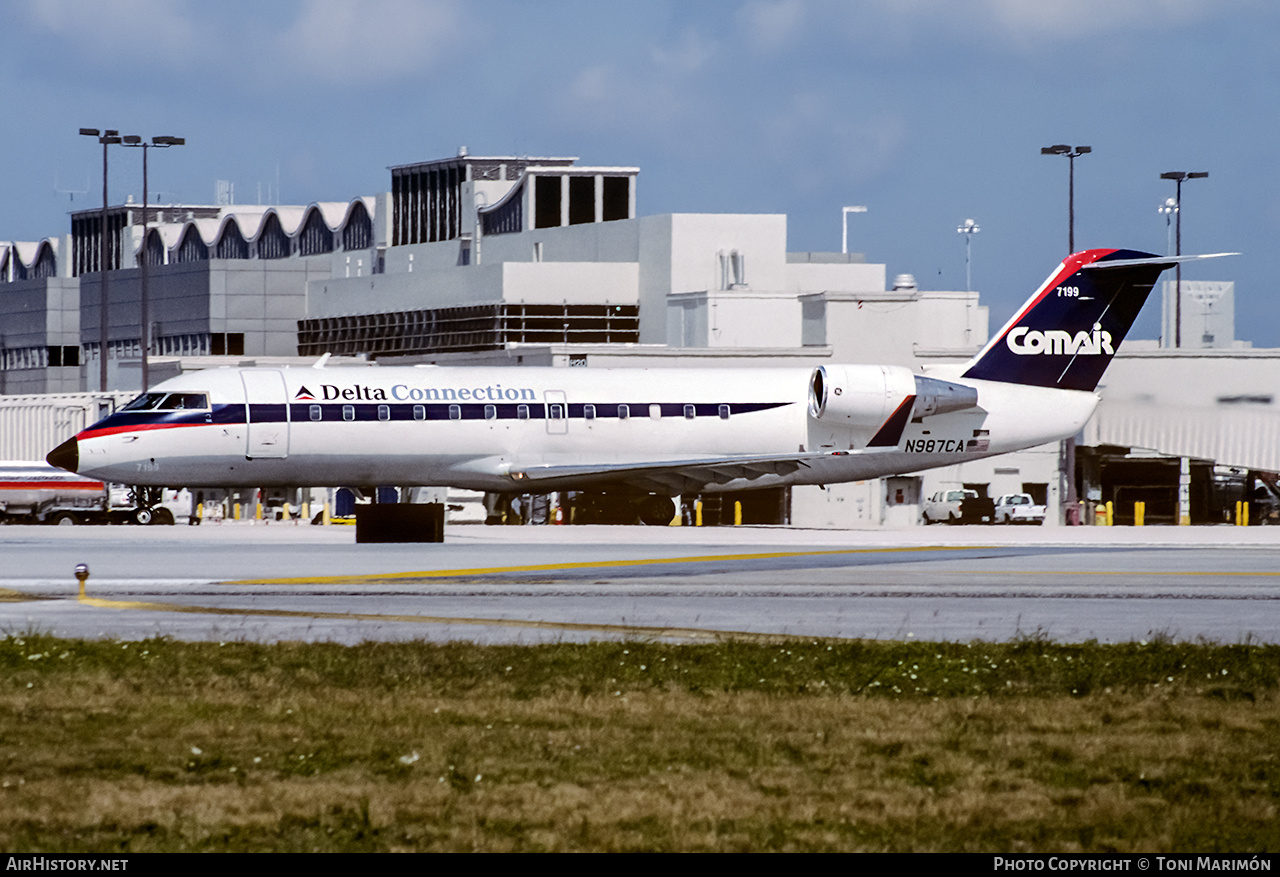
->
[1081,252,1239,270]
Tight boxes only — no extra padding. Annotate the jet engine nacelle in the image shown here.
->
[809,366,980,429]
[808,364,917,427]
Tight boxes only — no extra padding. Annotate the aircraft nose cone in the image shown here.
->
[47,437,79,473]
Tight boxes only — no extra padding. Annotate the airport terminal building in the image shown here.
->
[2,149,1276,526]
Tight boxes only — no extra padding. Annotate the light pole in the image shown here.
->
[1041,144,1091,253]
[79,128,122,391]
[1157,197,1178,256]
[956,218,979,292]
[841,205,867,255]
[121,135,185,391]
[1160,171,1208,348]
[1041,144,1090,527]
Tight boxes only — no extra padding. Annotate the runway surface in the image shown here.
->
[1,522,1277,645]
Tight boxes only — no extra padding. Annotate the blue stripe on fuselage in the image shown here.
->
[86,400,792,430]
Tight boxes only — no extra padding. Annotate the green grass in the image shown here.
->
[0,634,1276,851]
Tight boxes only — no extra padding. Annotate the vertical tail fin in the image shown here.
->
[962,248,1173,392]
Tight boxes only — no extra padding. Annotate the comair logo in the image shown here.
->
[1005,324,1114,356]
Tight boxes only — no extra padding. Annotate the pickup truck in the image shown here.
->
[994,493,1046,525]
[922,489,995,525]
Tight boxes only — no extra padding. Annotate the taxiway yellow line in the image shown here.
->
[221,544,966,586]
[75,593,843,645]
[220,545,1280,586]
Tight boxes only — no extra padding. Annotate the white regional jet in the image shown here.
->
[46,248,1219,524]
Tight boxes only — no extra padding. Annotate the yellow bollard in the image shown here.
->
[301,501,309,523]
[255,501,263,521]
[734,500,742,526]
[1105,501,1114,527]
[322,502,331,526]
[1243,502,1250,527]
[1134,501,1144,527]
[233,502,241,521]
[695,500,703,527]
[196,502,203,523]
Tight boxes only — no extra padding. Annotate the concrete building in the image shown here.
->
[1,148,1270,527]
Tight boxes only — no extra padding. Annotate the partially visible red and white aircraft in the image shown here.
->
[47,248,1229,524]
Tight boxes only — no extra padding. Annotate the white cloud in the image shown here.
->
[18,0,198,62]
[277,0,464,84]
[853,0,1254,46]
[736,0,807,53]
[650,27,717,74]
[761,91,909,188]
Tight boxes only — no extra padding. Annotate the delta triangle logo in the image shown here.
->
[294,386,316,401]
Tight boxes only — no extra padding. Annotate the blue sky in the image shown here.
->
[3,0,1276,344]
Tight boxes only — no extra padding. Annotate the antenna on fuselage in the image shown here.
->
[313,353,331,369]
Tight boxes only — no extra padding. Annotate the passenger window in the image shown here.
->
[649,404,662,420]
[517,404,529,420]
[719,404,730,420]
[309,405,322,422]
[413,404,425,421]
[449,404,461,421]
[583,404,595,421]
[378,404,390,422]
[485,404,497,420]
[617,404,629,420]
[343,405,355,422]
[683,404,696,420]
[548,403,564,420]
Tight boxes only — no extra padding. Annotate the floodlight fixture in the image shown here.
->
[1160,170,1210,347]
[1041,144,1091,253]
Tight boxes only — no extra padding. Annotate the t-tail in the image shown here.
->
[962,248,1229,392]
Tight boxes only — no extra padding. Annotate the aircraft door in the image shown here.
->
[240,370,290,459]
[544,390,568,435]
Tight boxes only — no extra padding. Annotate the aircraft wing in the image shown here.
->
[506,448,898,494]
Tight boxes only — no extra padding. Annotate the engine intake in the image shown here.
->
[808,365,917,427]
[809,366,978,427]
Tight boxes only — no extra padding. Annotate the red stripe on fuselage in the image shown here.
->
[0,480,104,490]
[76,422,205,441]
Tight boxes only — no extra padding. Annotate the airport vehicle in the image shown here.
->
[994,492,1046,525]
[0,461,108,525]
[921,488,995,525]
[922,489,974,525]
[46,249,1217,525]
[0,461,186,525]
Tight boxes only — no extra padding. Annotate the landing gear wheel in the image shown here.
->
[638,495,676,526]
[133,506,154,526]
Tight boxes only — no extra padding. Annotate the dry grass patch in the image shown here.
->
[0,635,1275,851]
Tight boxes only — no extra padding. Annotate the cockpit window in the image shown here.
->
[121,392,168,411]
[119,391,209,412]
[164,393,209,410]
